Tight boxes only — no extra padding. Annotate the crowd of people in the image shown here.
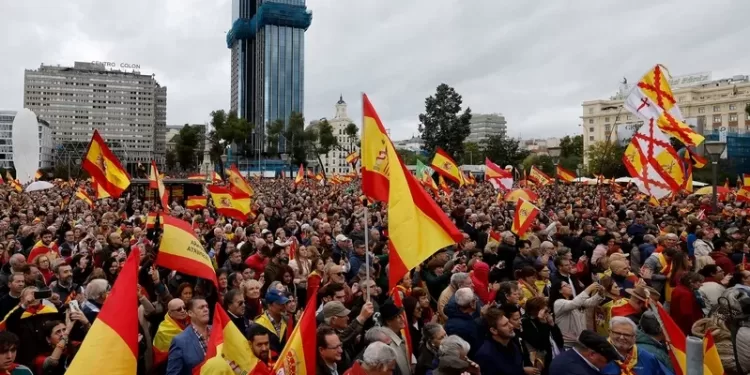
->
[0,176,750,375]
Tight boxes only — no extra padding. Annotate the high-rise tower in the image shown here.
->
[227,0,312,166]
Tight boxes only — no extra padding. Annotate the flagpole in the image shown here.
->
[361,92,371,302]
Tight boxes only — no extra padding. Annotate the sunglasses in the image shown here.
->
[170,306,186,313]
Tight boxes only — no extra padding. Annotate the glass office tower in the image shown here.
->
[228,0,312,169]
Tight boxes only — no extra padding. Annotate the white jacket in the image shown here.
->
[693,239,714,257]
[698,281,725,315]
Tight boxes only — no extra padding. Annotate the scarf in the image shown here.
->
[520,279,539,298]
[608,340,638,375]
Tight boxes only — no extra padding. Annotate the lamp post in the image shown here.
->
[220,153,228,180]
[548,146,561,185]
[577,163,583,183]
[704,140,726,213]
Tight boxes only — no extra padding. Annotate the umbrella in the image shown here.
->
[24,181,54,192]
[504,188,538,203]
[693,186,730,196]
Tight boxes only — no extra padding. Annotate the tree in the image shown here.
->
[304,118,339,179]
[397,148,427,165]
[522,154,554,176]
[207,110,253,172]
[344,123,359,152]
[481,132,529,169]
[461,142,483,165]
[418,84,472,160]
[586,141,627,177]
[166,149,177,171]
[559,135,583,158]
[174,124,202,171]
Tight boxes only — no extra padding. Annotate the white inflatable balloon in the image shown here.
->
[12,108,40,184]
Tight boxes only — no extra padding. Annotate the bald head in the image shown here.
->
[167,298,185,311]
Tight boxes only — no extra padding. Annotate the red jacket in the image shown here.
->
[669,284,704,335]
[470,261,496,304]
[710,252,735,275]
[245,253,269,279]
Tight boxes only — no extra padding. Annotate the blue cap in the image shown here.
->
[266,289,290,305]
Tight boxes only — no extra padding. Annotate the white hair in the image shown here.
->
[364,327,391,344]
[439,335,470,357]
[455,287,475,307]
[362,342,396,369]
[450,272,469,289]
[85,279,109,301]
[609,316,637,332]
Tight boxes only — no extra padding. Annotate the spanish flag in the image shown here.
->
[91,179,110,200]
[511,198,540,238]
[75,188,94,208]
[35,170,43,180]
[226,164,254,197]
[211,171,223,183]
[9,179,22,193]
[529,166,552,186]
[188,174,206,181]
[556,165,576,183]
[66,246,140,374]
[0,304,58,331]
[195,303,266,374]
[156,215,218,286]
[272,294,317,375]
[295,164,305,185]
[383,119,462,289]
[145,212,158,229]
[208,185,251,222]
[152,313,189,366]
[28,240,59,263]
[345,150,360,165]
[186,196,207,210]
[315,172,324,182]
[438,175,452,195]
[149,161,169,212]
[703,330,724,375]
[430,147,465,186]
[391,288,413,360]
[737,188,750,203]
[655,303,687,375]
[82,129,130,198]
[361,94,391,202]
[306,168,315,179]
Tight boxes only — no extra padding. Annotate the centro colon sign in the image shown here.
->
[91,61,141,70]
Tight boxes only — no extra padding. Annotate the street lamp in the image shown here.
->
[220,153,228,180]
[548,146,561,185]
[577,163,583,183]
[704,140,726,212]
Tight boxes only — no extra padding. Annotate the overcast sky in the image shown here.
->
[1,0,749,141]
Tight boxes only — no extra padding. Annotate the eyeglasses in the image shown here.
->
[610,331,635,339]
[324,344,342,350]
[170,306,186,313]
[333,272,344,276]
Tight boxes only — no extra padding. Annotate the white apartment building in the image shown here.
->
[581,73,750,163]
[23,61,167,169]
[467,113,507,143]
[0,110,54,169]
[315,96,360,175]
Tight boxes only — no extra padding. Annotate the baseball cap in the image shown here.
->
[261,229,272,235]
[322,301,351,319]
[265,289,289,305]
[335,234,349,242]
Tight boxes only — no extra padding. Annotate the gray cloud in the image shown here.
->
[1,0,749,142]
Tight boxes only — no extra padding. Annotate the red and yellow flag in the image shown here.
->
[391,288,413,360]
[295,164,305,185]
[152,313,189,366]
[703,331,724,375]
[315,172,324,182]
[361,94,391,202]
[737,188,750,203]
[345,150,360,165]
[156,215,218,286]
[211,171,223,183]
[655,303,686,375]
[207,185,252,222]
[226,165,254,197]
[511,198,540,238]
[82,129,131,198]
[35,170,43,180]
[76,188,94,208]
[438,175,452,195]
[188,174,207,181]
[431,147,465,186]
[529,166,552,186]
[195,303,265,374]
[556,166,576,183]
[272,292,317,375]
[66,247,140,374]
[384,127,462,289]
[186,196,207,210]
[150,160,169,212]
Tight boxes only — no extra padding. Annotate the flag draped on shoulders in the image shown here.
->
[152,313,190,365]
[66,247,140,374]
[361,94,391,202]
[81,129,131,198]
[156,215,219,286]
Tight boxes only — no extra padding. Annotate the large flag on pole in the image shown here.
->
[511,198,540,238]
[430,147,465,186]
[624,64,704,147]
[226,164,254,197]
[207,185,252,222]
[556,165,576,183]
[82,129,131,198]
[156,215,219,286]
[361,94,391,202]
[66,247,139,374]
[623,118,686,200]
[149,160,170,211]
[272,293,317,375]
[295,164,305,185]
[529,166,552,186]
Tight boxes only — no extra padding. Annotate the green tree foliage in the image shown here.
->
[397,149,427,165]
[207,110,253,171]
[265,113,339,177]
[174,124,203,171]
[586,141,627,177]
[559,135,583,158]
[461,142,483,164]
[166,149,177,171]
[418,84,472,160]
[481,132,530,169]
[522,154,554,176]
[344,123,359,151]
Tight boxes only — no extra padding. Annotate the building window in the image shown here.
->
[729,104,737,110]
[698,107,705,113]
[713,115,722,124]
[589,119,593,124]
[605,124,611,134]
[589,136,594,141]
[713,105,721,112]
[604,117,610,122]
[730,113,738,122]
[627,115,632,120]
[589,127,594,133]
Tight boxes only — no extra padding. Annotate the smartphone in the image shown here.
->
[69,300,80,312]
[34,289,53,300]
